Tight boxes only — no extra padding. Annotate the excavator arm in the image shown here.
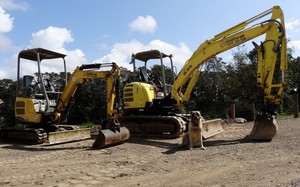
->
[171,6,286,141]
[54,63,121,124]
[51,62,129,148]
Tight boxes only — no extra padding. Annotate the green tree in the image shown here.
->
[228,45,259,120]
[282,47,300,114]
[67,79,107,124]
[0,79,16,126]
[186,57,228,119]
[150,64,175,85]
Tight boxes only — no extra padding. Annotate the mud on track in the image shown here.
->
[0,118,300,187]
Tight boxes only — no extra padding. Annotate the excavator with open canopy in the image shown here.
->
[0,48,129,147]
[121,6,287,141]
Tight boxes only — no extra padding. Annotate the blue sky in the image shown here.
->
[0,0,300,79]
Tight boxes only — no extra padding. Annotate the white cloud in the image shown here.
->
[148,40,191,68]
[129,15,157,34]
[0,69,9,79]
[94,39,192,71]
[0,26,89,80]
[0,6,15,78]
[0,34,12,51]
[0,7,13,33]
[94,40,143,70]
[30,26,74,50]
[286,19,300,32]
[24,26,88,75]
[1,20,192,80]
[0,0,29,11]
[0,1,30,79]
[63,48,87,70]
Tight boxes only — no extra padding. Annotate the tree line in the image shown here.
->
[0,46,299,126]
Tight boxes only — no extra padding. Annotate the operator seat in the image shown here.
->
[140,67,150,82]
[43,77,55,92]
[21,75,34,98]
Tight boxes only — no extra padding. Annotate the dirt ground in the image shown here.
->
[0,117,300,187]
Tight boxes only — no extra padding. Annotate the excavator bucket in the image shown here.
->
[48,128,92,144]
[92,127,130,149]
[247,114,278,141]
[202,119,224,139]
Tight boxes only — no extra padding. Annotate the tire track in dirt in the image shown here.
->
[0,145,113,166]
[0,145,144,186]
[0,118,299,187]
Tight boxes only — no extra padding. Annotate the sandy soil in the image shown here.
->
[0,118,300,187]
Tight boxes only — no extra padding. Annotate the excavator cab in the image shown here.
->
[131,49,175,98]
[15,48,68,125]
[0,48,92,144]
[122,50,224,138]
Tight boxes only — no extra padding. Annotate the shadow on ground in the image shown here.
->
[127,136,260,155]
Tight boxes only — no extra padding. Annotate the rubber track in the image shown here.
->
[120,115,187,138]
[0,127,47,144]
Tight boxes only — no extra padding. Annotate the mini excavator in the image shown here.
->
[0,48,129,148]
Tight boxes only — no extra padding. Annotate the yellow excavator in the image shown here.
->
[121,6,287,141]
[0,48,129,147]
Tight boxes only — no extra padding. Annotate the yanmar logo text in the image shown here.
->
[220,34,246,47]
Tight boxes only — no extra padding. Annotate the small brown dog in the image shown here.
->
[182,111,205,150]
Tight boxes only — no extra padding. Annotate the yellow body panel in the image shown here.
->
[15,97,42,124]
[123,82,156,109]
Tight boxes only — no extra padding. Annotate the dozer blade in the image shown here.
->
[202,118,224,139]
[92,127,130,149]
[247,114,278,141]
[48,128,92,144]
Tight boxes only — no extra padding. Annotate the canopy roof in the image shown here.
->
[132,49,171,62]
[18,48,66,62]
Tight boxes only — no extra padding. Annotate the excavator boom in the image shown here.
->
[172,6,286,108]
